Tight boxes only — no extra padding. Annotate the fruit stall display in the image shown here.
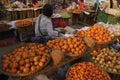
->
[1,43,50,76]
[66,62,111,80]
[0,26,119,79]
[72,9,81,14]
[47,36,86,57]
[91,47,120,74]
[77,24,112,44]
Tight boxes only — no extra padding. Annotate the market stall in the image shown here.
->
[0,0,120,80]
[6,7,43,21]
[0,23,120,80]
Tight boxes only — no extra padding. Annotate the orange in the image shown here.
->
[69,44,74,49]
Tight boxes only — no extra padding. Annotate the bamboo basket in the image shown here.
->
[66,62,112,80]
[17,25,34,41]
[0,43,51,78]
[65,44,87,57]
[27,10,33,18]
[34,9,41,17]
[11,11,18,20]
[15,20,33,41]
[18,11,27,19]
[90,46,120,75]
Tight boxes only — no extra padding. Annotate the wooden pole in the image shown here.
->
[96,0,99,12]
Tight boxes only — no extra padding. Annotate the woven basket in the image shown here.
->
[91,59,120,75]
[17,28,33,41]
[90,47,120,75]
[27,10,33,18]
[66,62,112,80]
[0,43,51,77]
[65,45,87,57]
[16,23,33,41]
[18,11,27,19]
[11,11,18,20]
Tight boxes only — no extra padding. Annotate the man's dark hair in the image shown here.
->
[80,0,84,2]
[0,1,4,8]
[42,4,53,17]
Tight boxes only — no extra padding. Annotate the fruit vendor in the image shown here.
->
[72,0,79,4]
[34,4,65,42]
[0,1,4,8]
[78,0,84,10]
[35,4,59,38]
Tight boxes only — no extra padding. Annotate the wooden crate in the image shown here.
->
[17,25,34,41]
[6,11,12,21]
[27,10,34,18]
[11,11,19,20]
[34,9,42,17]
[18,11,27,19]
[108,73,120,80]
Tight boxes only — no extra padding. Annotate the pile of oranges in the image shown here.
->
[33,3,41,8]
[2,43,50,74]
[67,62,111,80]
[77,24,111,44]
[15,20,32,27]
[47,36,86,56]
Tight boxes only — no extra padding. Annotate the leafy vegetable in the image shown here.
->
[61,12,71,18]
[96,11,108,23]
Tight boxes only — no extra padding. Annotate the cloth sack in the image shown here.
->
[30,35,52,44]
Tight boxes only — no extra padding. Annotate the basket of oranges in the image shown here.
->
[77,24,112,45]
[15,20,32,28]
[46,36,87,57]
[1,43,51,77]
[66,62,111,80]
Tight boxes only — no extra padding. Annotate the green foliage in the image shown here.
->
[61,12,71,18]
[96,11,108,23]
[107,15,118,24]
[96,11,120,24]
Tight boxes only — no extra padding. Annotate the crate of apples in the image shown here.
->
[1,43,50,76]
[91,48,120,74]
[77,24,111,44]
[47,36,86,57]
[66,62,111,80]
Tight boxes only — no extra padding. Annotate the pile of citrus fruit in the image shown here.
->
[2,43,50,75]
[77,24,111,44]
[47,36,86,56]
[67,62,111,80]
